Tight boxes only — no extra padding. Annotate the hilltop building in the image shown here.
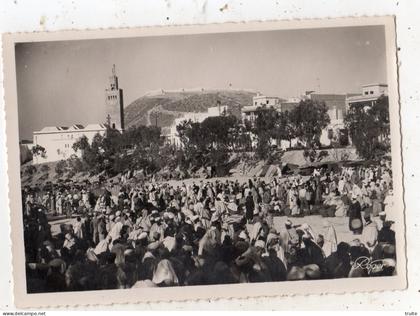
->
[32,66,124,164]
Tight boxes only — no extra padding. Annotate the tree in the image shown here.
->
[31,144,47,159]
[253,107,279,160]
[40,164,50,172]
[273,110,296,149]
[289,99,330,148]
[345,95,390,159]
[55,160,68,176]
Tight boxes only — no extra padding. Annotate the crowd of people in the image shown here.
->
[22,161,397,293]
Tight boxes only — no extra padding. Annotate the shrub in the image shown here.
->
[40,164,50,172]
[24,165,37,176]
[55,160,68,176]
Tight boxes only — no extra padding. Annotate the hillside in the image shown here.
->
[124,89,256,129]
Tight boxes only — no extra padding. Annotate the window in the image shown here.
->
[364,91,369,95]
[370,91,374,94]
[266,100,269,104]
[57,149,60,154]
[255,101,257,105]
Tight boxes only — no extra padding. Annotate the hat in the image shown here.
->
[302,232,311,240]
[227,202,238,213]
[350,239,361,247]
[147,241,161,251]
[124,249,134,256]
[287,266,306,281]
[285,219,293,226]
[383,220,394,228]
[253,208,259,215]
[43,240,54,248]
[379,211,386,217]
[238,231,248,240]
[115,211,121,217]
[383,244,396,256]
[109,214,115,221]
[48,258,66,273]
[304,264,321,279]
[301,223,309,230]
[211,213,220,223]
[138,232,148,240]
[86,249,98,262]
[382,258,396,268]
[254,240,266,249]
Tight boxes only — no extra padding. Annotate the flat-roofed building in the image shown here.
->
[32,124,107,164]
[346,83,388,109]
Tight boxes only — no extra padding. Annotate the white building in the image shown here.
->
[33,124,107,164]
[346,83,388,109]
[168,105,229,146]
[242,95,284,123]
[252,95,282,108]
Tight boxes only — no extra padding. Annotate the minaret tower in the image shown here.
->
[105,64,124,131]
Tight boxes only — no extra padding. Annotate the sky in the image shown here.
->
[15,25,387,140]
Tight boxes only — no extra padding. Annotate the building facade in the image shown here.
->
[32,66,124,164]
[32,124,107,164]
[346,83,388,109]
[242,95,285,124]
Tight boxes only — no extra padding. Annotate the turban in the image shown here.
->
[304,264,321,279]
[287,266,306,281]
[254,240,265,249]
[152,259,179,286]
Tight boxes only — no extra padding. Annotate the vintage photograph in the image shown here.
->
[3,17,406,306]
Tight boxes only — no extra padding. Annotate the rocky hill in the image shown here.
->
[124,89,256,129]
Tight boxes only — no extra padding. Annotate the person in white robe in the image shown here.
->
[320,220,337,257]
